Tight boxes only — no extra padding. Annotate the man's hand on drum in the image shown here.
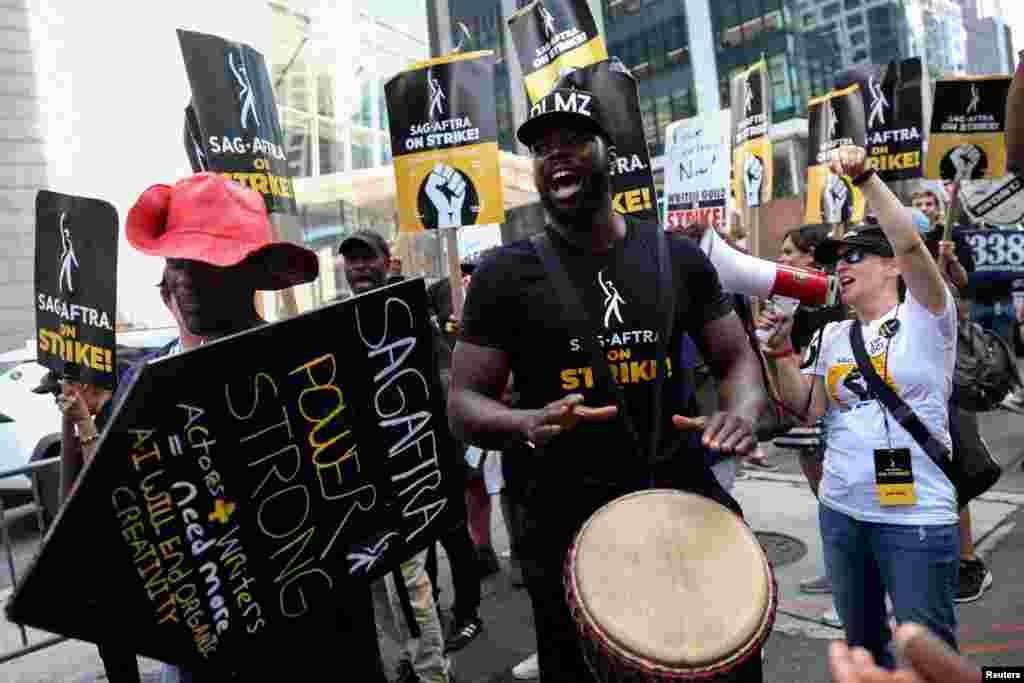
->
[670,412,756,455]
[522,394,618,447]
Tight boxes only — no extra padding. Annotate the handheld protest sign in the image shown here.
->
[838,58,925,181]
[555,60,659,223]
[178,29,296,214]
[507,0,608,104]
[925,75,1011,182]
[960,174,1024,226]
[34,190,117,388]
[664,110,731,233]
[7,279,461,675]
[731,60,773,212]
[385,50,504,233]
[805,85,868,225]
[961,228,1024,282]
[184,99,209,173]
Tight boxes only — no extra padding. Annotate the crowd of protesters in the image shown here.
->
[37,56,1024,683]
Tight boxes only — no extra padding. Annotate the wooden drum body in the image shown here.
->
[565,489,776,682]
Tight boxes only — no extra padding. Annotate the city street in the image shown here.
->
[0,406,1022,682]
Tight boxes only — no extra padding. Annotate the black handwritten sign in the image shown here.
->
[6,279,460,675]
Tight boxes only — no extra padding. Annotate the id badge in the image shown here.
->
[874,448,916,505]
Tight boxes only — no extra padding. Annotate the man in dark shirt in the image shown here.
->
[447,87,767,681]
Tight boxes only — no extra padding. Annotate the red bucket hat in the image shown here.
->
[126,173,318,290]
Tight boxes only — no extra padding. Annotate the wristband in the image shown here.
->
[79,433,100,446]
[851,168,876,186]
[765,346,795,359]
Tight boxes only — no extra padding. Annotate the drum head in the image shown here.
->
[572,489,770,669]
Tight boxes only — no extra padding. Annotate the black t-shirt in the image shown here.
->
[426,278,457,368]
[460,219,732,486]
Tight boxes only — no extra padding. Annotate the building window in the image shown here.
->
[843,0,860,9]
[640,97,656,152]
[719,9,785,48]
[655,95,671,145]
[608,0,642,19]
[852,49,868,62]
[847,12,863,28]
[671,84,693,120]
[849,30,865,46]
[769,53,794,112]
[822,2,840,18]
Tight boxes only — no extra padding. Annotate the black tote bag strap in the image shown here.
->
[530,225,674,464]
[649,222,676,465]
[530,231,638,448]
[849,323,955,483]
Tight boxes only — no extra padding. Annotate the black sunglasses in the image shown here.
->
[838,247,885,265]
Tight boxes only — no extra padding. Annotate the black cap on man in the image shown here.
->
[339,229,392,294]
[517,87,615,229]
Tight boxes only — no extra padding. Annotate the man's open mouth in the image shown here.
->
[549,169,583,201]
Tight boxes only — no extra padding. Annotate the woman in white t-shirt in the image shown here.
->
[760,145,959,669]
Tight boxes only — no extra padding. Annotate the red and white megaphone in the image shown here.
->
[683,225,839,306]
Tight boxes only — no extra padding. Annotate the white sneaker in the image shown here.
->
[821,606,842,628]
[513,653,539,680]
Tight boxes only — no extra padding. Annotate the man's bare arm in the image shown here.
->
[448,340,617,449]
[447,341,527,449]
[680,311,767,454]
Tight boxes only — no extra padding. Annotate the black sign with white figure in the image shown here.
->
[7,279,461,675]
[178,29,296,214]
[836,58,925,182]
[34,190,118,388]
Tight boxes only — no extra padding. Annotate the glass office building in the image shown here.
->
[438,0,838,160]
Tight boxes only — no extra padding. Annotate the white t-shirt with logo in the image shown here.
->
[802,288,958,525]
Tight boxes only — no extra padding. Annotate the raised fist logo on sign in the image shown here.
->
[950,144,983,182]
[940,144,988,182]
[417,163,481,230]
[425,164,466,228]
[744,153,764,208]
[823,172,851,224]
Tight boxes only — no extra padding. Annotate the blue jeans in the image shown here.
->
[819,505,959,669]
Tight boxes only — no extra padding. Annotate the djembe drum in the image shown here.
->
[565,489,776,681]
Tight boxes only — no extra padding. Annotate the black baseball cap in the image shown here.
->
[814,226,895,265]
[516,87,613,148]
[339,230,390,258]
[31,369,62,395]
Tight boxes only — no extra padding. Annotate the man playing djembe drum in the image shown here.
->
[447,82,769,682]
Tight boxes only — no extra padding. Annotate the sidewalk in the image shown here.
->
[3,451,1023,682]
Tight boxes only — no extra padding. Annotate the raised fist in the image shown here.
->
[829,145,869,180]
[823,172,849,223]
[950,144,982,181]
[744,153,764,208]
[425,163,467,228]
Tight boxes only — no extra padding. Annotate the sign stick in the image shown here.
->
[943,182,961,242]
[445,227,465,319]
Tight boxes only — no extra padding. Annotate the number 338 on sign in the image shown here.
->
[967,232,1024,269]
